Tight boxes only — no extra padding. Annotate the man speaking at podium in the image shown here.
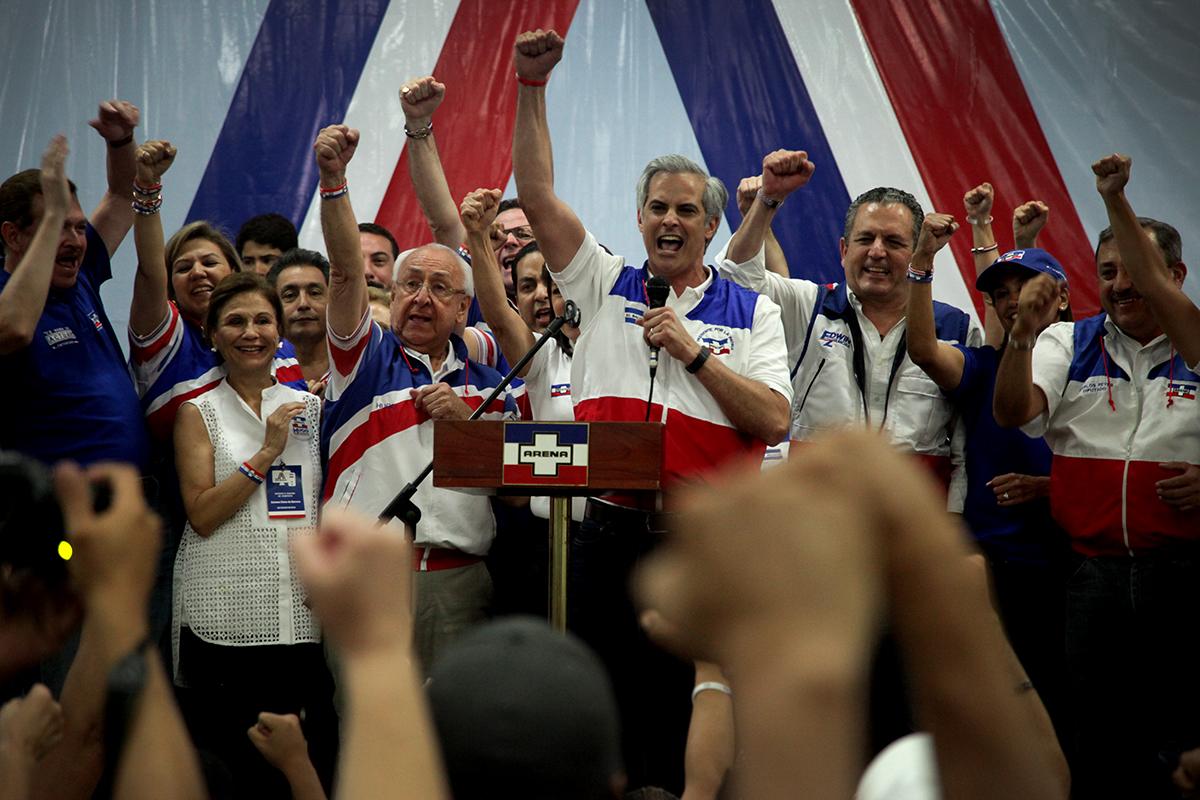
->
[512,28,796,793]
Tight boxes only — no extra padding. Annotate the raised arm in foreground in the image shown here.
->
[53,463,205,800]
[294,511,450,800]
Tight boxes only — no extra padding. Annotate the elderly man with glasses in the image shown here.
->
[312,124,518,671]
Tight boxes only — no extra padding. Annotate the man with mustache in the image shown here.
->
[993,154,1199,798]
[0,101,147,471]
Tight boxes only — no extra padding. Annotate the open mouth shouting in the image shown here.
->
[655,234,684,255]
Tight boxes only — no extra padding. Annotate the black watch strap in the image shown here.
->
[686,347,710,374]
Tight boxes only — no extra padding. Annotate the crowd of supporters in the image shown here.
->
[0,27,1197,800]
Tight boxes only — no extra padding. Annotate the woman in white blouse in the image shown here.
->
[172,271,334,796]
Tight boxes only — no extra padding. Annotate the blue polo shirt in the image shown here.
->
[947,343,1060,564]
[0,225,148,469]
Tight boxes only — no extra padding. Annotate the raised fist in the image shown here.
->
[514,29,565,82]
[736,175,762,216]
[460,188,503,234]
[1092,153,1131,198]
[761,149,815,201]
[914,212,958,259]
[400,76,446,125]
[39,135,71,217]
[88,100,139,143]
[1012,200,1049,249]
[963,182,994,222]
[1014,273,1060,339]
[313,124,360,179]
[134,140,177,186]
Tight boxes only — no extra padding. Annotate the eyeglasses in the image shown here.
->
[502,225,535,243]
[395,277,465,301]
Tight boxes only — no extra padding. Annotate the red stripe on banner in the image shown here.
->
[374,0,581,246]
[848,0,1100,319]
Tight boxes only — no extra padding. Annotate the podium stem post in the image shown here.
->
[549,496,571,632]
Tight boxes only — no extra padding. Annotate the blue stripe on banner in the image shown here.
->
[186,0,390,232]
[644,0,850,285]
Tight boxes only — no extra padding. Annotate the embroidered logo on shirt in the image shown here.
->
[624,304,644,325]
[88,311,103,332]
[1078,377,1110,396]
[290,415,312,439]
[1167,381,1197,401]
[550,383,571,398]
[819,329,852,349]
[43,327,78,348]
[697,326,733,356]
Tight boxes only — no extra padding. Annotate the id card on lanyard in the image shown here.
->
[266,464,306,519]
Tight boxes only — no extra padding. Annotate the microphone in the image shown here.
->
[645,275,670,374]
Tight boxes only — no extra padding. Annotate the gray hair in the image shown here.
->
[635,154,728,226]
[843,187,924,247]
[394,243,474,298]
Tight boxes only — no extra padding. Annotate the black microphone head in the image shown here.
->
[645,275,670,309]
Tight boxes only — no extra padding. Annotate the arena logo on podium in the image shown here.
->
[502,423,589,486]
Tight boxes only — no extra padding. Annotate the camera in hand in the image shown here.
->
[0,451,112,592]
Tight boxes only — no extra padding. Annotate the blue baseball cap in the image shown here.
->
[975,247,1068,293]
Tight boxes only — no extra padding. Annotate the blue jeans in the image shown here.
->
[1065,555,1200,798]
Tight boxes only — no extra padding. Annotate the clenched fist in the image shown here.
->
[514,29,565,83]
[1012,200,1049,249]
[761,149,815,202]
[460,188,503,235]
[963,182,994,223]
[913,212,958,262]
[1092,153,1131,198]
[400,76,446,126]
[88,99,139,144]
[135,140,177,186]
[313,124,360,182]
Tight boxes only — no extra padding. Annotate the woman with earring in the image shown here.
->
[904,198,1073,752]
[171,272,335,797]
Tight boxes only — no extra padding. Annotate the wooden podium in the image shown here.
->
[433,420,664,631]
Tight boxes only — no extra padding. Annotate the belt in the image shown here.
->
[584,498,677,534]
[412,546,483,572]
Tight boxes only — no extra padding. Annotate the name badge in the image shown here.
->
[266,464,306,519]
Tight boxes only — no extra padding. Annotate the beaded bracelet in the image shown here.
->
[239,461,265,484]
[131,196,163,216]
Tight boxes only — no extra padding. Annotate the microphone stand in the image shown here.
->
[378,301,580,529]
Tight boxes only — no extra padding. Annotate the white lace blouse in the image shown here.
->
[171,380,322,681]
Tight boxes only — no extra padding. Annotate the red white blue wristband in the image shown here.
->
[319,181,348,201]
[906,264,934,283]
[239,461,265,484]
